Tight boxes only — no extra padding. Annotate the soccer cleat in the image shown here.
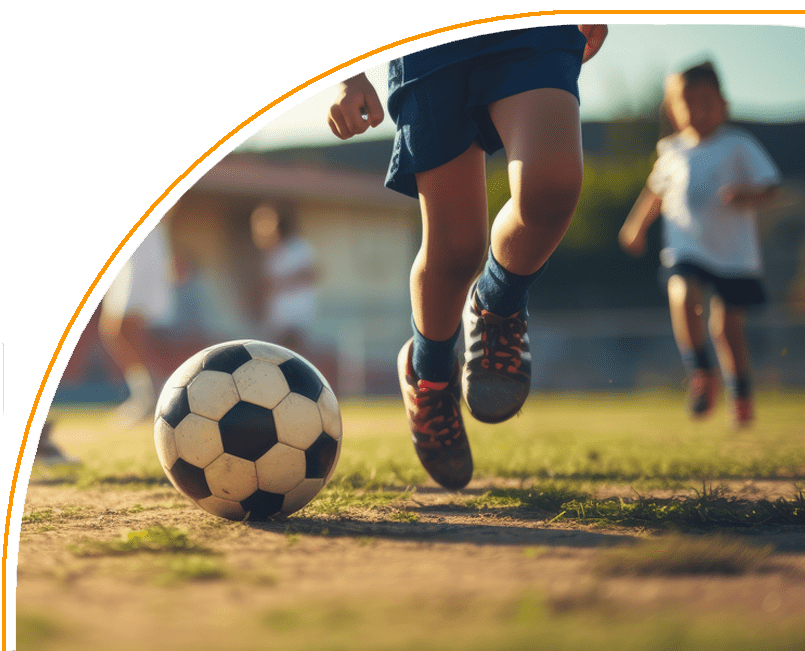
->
[730,396,754,429]
[397,338,473,490]
[687,369,718,419]
[35,421,80,466]
[461,284,531,423]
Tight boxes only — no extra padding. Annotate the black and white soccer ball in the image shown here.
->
[153,340,342,521]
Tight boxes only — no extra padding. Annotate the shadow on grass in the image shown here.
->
[270,484,805,551]
[246,513,638,549]
[27,467,172,488]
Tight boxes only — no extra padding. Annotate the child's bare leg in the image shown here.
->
[98,313,156,422]
[99,313,149,374]
[708,296,750,378]
[460,89,583,423]
[668,274,716,416]
[396,143,487,489]
[488,88,583,278]
[667,275,708,357]
[709,296,753,426]
[411,143,489,345]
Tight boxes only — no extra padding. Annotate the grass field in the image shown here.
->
[18,389,805,651]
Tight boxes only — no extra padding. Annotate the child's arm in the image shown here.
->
[618,186,662,257]
[718,184,780,211]
[327,72,385,140]
[578,25,608,63]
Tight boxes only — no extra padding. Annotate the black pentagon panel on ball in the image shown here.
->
[279,357,323,402]
[218,401,278,461]
[241,490,285,520]
[170,458,212,500]
[158,387,191,428]
[304,433,339,479]
[203,344,253,375]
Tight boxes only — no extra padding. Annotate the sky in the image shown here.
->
[239,24,805,151]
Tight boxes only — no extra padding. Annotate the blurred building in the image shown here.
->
[59,152,419,401]
[57,120,805,404]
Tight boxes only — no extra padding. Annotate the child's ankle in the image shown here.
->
[411,319,460,383]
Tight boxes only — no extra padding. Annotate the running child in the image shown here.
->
[328,24,608,488]
[619,62,781,428]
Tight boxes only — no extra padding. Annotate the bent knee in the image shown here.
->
[668,275,702,309]
[512,158,583,225]
[423,237,487,284]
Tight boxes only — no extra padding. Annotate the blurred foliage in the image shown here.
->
[565,155,655,253]
[486,153,665,309]
[487,154,655,253]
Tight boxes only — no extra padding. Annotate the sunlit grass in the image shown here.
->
[68,525,215,557]
[249,593,805,651]
[596,533,774,576]
[42,390,805,532]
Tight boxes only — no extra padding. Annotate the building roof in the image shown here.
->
[194,153,416,209]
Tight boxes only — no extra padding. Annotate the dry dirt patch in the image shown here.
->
[18,480,805,651]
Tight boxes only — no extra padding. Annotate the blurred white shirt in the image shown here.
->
[648,125,781,277]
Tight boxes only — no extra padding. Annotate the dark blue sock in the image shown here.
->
[726,375,751,399]
[411,317,460,383]
[475,249,547,316]
[681,348,714,372]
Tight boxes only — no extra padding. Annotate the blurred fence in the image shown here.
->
[53,122,805,403]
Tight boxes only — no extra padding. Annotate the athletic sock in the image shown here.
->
[124,364,156,404]
[475,249,547,316]
[681,348,714,373]
[411,317,460,383]
[726,375,752,400]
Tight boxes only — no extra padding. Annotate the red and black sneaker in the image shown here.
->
[687,369,718,419]
[730,396,754,429]
[397,338,473,490]
[461,284,531,424]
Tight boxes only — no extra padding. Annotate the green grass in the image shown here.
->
[596,533,775,576]
[67,525,215,557]
[44,390,805,534]
[22,391,805,651]
[330,390,805,489]
[249,594,805,651]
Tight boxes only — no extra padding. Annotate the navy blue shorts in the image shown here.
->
[661,262,767,308]
[384,46,584,198]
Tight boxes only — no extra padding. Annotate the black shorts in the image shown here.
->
[660,262,767,308]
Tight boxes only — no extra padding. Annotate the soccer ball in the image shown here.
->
[153,339,342,521]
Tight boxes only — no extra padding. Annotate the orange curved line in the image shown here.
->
[5,8,805,650]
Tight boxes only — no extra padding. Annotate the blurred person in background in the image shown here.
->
[250,203,319,357]
[98,218,177,427]
[37,218,176,464]
[619,62,781,428]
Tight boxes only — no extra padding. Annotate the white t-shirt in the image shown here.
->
[102,222,175,325]
[262,236,317,332]
[647,125,781,277]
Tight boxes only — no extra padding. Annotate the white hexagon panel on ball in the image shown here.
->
[255,443,306,494]
[204,453,258,502]
[282,478,325,514]
[174,413,225,468]
[187,371,240,420]
[232,359,290,410]
[273,392,323,450]
[154,417,179,470]
[317,386,342,441]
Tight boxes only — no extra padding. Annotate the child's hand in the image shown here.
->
[327,73,385,140]
[578,25,608,63]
